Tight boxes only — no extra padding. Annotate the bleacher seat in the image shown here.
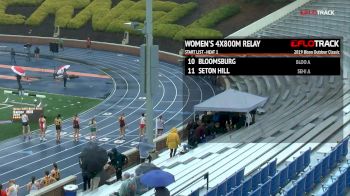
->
[329,149,337,169]
[232,184,242,196]
[270,173,280,195]
[189,189,200,196]
[327,180,337,196]
[260,179,270,196]
[321,188,329,196]
[252,171,261,190]
[337,172,346,196]
[205,187,217,196]
[296,154,305,174]
[341,137,349,157]
[280,166,289,188]
[295,176,306,196]
[217,181,227,196]
[335,145,343,163]
[287,160,297,181]
[303,149,311,168]
[305,168,314,193]
[226,175,235,193]
[314,162,322,184]
[235,168,245,187]
[249,187,261,196]
[322,155,330,178]
[268,159,277,177]
[260,166,269,183]
[284,184,296,196]
[346,166,350,188]
[242,178,252,196]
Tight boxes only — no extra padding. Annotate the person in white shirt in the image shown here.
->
[139,113,146,137]
[21,111,31,141]
[156,116,165,136]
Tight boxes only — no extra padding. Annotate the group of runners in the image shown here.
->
[20,112,165,144]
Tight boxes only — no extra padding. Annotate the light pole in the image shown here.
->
[144,0,155,145]
[124,0,158,145]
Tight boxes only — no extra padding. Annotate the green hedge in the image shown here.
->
[189,4,240,28]
[67,0,111,29]
[153,1,178,12]
[174,27,223,41]
[0,0,43,25]
[119,10,166,23]
[55,6,74,27]
[153,23,184,39]
[155,2,197,24]
[106,20,143,35]
[26,0,90,26]
[94,0,135,31]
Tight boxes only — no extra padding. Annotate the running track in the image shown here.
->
[0,43,221,195]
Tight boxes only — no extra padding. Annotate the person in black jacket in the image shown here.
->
[79,156,91,191]
[108,148,128,181]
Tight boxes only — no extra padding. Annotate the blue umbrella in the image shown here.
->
[140,169,175,188]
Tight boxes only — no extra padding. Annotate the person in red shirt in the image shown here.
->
[86,37,91,50]
[0,184,7,196]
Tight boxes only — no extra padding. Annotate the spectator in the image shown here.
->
[63,69,68,88]
[58,37,64,51]
[54,114,62,144]
[21,111,31,141]
[137,138,154,163]
[89,118,97,141]
[34,46,40,60]
[86,37,91,50]
[118,113,126,139]
[0,184,7,196]
[6,180,18,196]
[98,164,115,187]
[79,156,91,191]
[40,170,56,187]
[108,147,128,181]
[166,127,180,158]
[155,187,170,196]
[118,172,136,196]
[245,112,252,127]
[72,114,80,142]
[50,162,60,181]
[26,176,39,194]
[194,123,205,143]
[10,48,16,65]
[156,116,164,136]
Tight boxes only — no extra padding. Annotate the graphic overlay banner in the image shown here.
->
[184,38,341,75]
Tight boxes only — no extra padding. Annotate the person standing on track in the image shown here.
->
[38,114,47,142]
[139,113,146,137]
[86,37,91,50]
[156,115,164,137]
[72,114,80,142]
[89,118,97,141]
[34,46,40,61]
[54,114,62,144]
[21,111,31,141]
[10,48,16,65]
[118,113,126,139]
[50,162,61,181]
[6,180,18,196]
[63,69,68,88]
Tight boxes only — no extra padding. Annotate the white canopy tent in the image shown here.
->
[194,89,268,113]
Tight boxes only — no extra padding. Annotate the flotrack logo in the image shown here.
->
[300,9,335,16]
